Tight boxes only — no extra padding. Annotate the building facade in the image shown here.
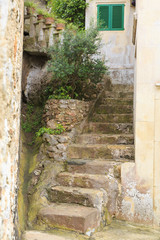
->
[86,0,135,84]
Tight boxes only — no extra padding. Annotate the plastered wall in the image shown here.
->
[116,0,160,226]
[86,0,135,84]
[0,1,23,239]
[135,0,160,227]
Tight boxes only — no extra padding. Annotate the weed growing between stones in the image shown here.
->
[21,102,43,134]
[36,125,65,137]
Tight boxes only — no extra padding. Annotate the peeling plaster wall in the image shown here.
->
[0,1,23,239]
[86,0,135,84]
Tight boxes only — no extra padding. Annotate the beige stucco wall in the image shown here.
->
[0,1,23,239]
[135,0,160,227]
[86,0,135,84]
[116,0,160,227]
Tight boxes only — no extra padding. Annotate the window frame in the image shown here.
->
[97,4,125,31]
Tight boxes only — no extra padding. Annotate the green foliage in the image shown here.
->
[48,0,88,29]
[36,124,65,137]
[36,8,47,15]
[24,1,37,8]
[48,86,78,100]
[56,18,66,24]
[47,26,107,99]
[44,12,55,18]
[21,103,43,134]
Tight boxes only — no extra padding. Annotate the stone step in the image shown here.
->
[75,134,134,145]
[67,144,134,160]
[105,91,133,99]
[101,98,133,105]
[48,186,107,211]
[66,160,122,177]
[37,203,100,235]
[83,122,133,134]
[91,114,133,123]
[111,84,134,92]
[96,105,133,114]
[57,172,116,189]
[57,172,119,216]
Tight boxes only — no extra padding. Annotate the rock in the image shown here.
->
[47,120,57,129]
[57,144,66,151]
[38,203,100,235]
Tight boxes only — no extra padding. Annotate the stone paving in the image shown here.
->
[24,220,160,240]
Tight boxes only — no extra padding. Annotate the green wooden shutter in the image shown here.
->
[112,5,124,29]
[98,5,109,30]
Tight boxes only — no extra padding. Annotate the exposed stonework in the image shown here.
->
[0,0,23,239]
[43,99,91,131]
[27,82,135,235]
[27,99,92,229]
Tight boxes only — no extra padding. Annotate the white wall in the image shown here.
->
[86,0,135,84]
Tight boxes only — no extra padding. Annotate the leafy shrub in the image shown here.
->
[47,26,107,99]
[48,0,88,29]
[36,124,65,137]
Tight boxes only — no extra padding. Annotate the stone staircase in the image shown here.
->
[37,84,134,236]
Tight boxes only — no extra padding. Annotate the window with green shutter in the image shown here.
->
[97,4,124,31]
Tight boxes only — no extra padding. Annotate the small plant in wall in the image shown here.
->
[36,8,46,20]
[24,1,37,15]
[36,124,65,137]
[44,12,55,25]
[56,19,66,30]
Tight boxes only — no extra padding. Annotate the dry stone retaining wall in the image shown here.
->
[43,99,91,131]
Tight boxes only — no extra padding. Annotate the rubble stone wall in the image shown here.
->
[43,99,91,131]
[0,1,23,239]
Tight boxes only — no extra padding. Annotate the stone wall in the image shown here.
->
[43,99,91,131]
[27,99,92,227]
[0,1,23,239]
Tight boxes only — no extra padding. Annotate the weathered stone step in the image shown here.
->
[111,84,133,92]
[66,160,122,177]
[83,122,133,134]
[101,98,133,105]
[96,105,133,114]
[57,172,119,216]
[38,203,100,235]
[57,172,116,189]
[48,186,107,211]
[67,144,134,160]
[105,91,133,99]
[76,134,134,145]
[91,114,133,123]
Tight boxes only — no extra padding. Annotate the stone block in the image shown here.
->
[48,185,107,211]
[38,203,100,235]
